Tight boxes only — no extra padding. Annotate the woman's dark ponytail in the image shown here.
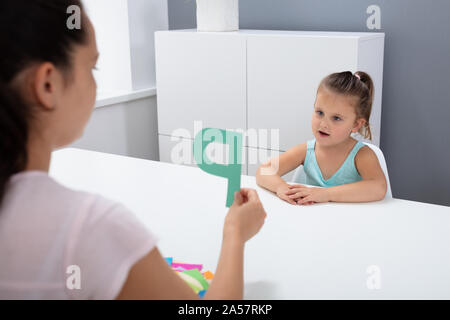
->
[0,82,29,205]
[0,0,88,206]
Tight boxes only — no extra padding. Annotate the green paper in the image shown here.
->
[193,128,242,207]
[183,269,210,291]
[178,272,203,293]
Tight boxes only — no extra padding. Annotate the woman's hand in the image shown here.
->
[224,189,267,244]
[275,185,298,205]
[118,189,267,301]
[285,184,330,205]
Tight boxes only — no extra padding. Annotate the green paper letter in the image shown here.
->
[193,128,242,207]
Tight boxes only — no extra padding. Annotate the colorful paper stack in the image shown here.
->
[165,257,214,298]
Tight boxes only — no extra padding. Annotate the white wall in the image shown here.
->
[69,0,169,160]
[128,0,169,90]
[84,0,133,98]
[71,96,159,161]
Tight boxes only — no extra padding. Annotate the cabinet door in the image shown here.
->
[247,36,359,151]
[155,32,247,138]
[159,134,247,175]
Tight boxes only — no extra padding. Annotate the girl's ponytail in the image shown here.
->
[354,71,374,140]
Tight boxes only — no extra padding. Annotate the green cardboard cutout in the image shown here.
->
[193,128,242,207]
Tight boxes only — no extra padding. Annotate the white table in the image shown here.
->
[50,148,450,299]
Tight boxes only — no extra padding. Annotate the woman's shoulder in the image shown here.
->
[0,171,156,300]
[3,171,121,223]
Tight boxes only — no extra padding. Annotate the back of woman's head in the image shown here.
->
[319,71,375,140]
[0,0,88,206]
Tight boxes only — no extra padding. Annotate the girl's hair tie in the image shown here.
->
[354,74,361,80]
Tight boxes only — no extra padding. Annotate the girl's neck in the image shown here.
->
[316,137,357,155]
[25,132,52,173]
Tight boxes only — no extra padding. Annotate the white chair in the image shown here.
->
[291,142,392,198]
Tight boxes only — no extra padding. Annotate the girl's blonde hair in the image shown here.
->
[318,71,374,140]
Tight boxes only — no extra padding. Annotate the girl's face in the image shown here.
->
[51,18,99,147]
[25,17,99,149]
[312,87,365,147]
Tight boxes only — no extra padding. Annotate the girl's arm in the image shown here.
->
[256,143,307,205]
[291,146,387,204]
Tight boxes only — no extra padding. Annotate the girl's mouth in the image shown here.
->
[318,130,330,137]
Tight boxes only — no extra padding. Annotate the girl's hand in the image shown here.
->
[285,184,330,205]
[275,185,298,205]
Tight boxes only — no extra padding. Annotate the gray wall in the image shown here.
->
[167,0,450,207]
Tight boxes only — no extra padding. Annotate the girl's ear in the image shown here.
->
[352,118,366,133]
[32,62,62,112]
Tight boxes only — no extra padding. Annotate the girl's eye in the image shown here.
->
[316,111,323,116]
[333,116,341,121]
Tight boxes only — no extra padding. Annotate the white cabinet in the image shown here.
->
[247,32,384,150]
[155,31,247,138]
[155,29,385,176]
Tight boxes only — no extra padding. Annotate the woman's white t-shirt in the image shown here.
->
[0,171,158,299]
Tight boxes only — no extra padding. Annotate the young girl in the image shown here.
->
[0,1,266,299]
[256,71,387,205]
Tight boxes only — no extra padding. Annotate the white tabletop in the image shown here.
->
[50,148,450,299]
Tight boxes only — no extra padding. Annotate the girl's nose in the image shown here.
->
[320,119,329,129]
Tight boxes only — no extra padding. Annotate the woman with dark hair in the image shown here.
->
[0,1,266,299]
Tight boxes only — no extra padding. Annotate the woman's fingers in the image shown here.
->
[237,188,258,204]
[225,189,267,243]
[233,191,244,206]
[242,188,260,203]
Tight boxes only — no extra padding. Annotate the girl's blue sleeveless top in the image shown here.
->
[303,139,365,187]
